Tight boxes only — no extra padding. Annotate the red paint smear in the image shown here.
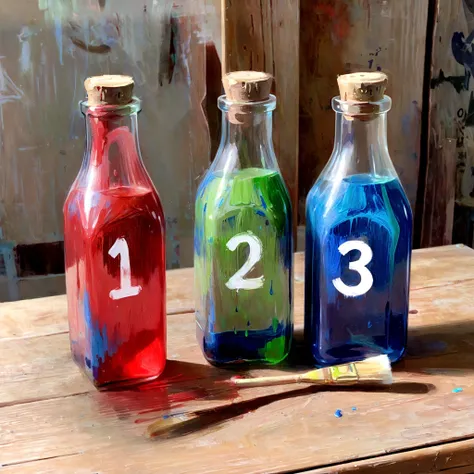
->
[314,1,352,41]
[64,108,166,387]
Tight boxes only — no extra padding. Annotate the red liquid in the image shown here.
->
[64,184,166,387]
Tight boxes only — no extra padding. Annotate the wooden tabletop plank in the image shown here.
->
[3,276,473,407]
[2,245,474,473]
[307,438,474,473]
[2,280,474,470]
[0,266,195,340]
[1,369,474,473]
[1,245,473,341]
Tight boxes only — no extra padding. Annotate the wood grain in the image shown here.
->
[1,246,474,472]
[428,0,474,209]
[222,0,300,235]
[422,0,474,247]
[299,0,428,219]
[0,0,212,301]
[308,438,474,473]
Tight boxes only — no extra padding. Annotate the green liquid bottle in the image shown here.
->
[195,71,293,366]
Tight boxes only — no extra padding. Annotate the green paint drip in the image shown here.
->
[195,167,293,364]
[272,317,279,333]
[259,336,287,364]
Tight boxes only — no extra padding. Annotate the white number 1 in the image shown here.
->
[225,232,264,290]
[333,240,373,298]
[108,238,142,300]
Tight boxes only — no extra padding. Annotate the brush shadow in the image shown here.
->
[148,381,434,440]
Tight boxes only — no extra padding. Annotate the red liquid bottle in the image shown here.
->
[64,75,166,387]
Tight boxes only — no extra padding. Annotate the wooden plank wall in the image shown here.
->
[422,0,474,247]
[0,0,212,301]
[299,0,429,222]
[221,0,300,236]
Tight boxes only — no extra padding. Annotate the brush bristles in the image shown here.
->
[354,355,392,384]
[147,413,197,438]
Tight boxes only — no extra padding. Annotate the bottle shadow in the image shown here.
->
[396,318,474,375]
[97,319,469,435]
[94,359,245,421]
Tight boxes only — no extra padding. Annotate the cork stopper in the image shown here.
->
[337,72,388,102]
[223,71,273,102]
[84,75,134,106]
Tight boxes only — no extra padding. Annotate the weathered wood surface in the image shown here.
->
[299,0,428,220]
[308,438,474,473]
[425,0,474,247]
[222,0,300,235]
[0,0,212,301]
[1,246,474,473]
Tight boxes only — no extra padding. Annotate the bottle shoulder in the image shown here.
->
[306,174,412,228]
[197,168,291,210]
[64,185,165,235]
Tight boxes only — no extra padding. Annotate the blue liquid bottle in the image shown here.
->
[305,72,412,366]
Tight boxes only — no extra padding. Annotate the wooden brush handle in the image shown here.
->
[231,373,304,388]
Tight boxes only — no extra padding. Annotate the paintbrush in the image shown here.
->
[230,355,392,388]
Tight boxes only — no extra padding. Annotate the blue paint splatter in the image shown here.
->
[67,198,81,218]
[334,409,343,418]
[83,290,116,371]
[227,216,236,228]
[85,357,92,369]
[260,195,267,209]
[218,198,225,208]
[203,203,207,213]
[367,321,372,329]
[269,280,274,296]
[452,30,474,77]
[256,210,266,217]
[54,17,63,65]
[352,406,357,411]
[452,387,463,393]
[208,237,214,244]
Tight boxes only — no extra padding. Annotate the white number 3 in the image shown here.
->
[108,238,142,300]
[225,232,264,291]
[332,240,373,298]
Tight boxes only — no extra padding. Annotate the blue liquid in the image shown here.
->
[199,322,292,365]
[305,174,412,366]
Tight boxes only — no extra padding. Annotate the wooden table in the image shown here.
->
[2,245,474,473]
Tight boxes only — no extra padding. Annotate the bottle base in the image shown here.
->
[71,351,167,389]
[198,325,292,367]
[310,344,406,367]
[202,350,290,369]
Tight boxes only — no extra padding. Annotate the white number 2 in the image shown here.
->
[108,238,142,300]
[225,232,264,291]
[332,240,373,298]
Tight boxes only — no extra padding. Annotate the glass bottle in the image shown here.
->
[195,71,293,366]
[305,72,412,366]
[64,75,166,387]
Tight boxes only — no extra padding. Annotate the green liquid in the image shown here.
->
[195,167,293,365]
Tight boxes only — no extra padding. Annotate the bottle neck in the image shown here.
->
[331,112,395,177]
[213,96,278,173]
[81,104,150,191]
